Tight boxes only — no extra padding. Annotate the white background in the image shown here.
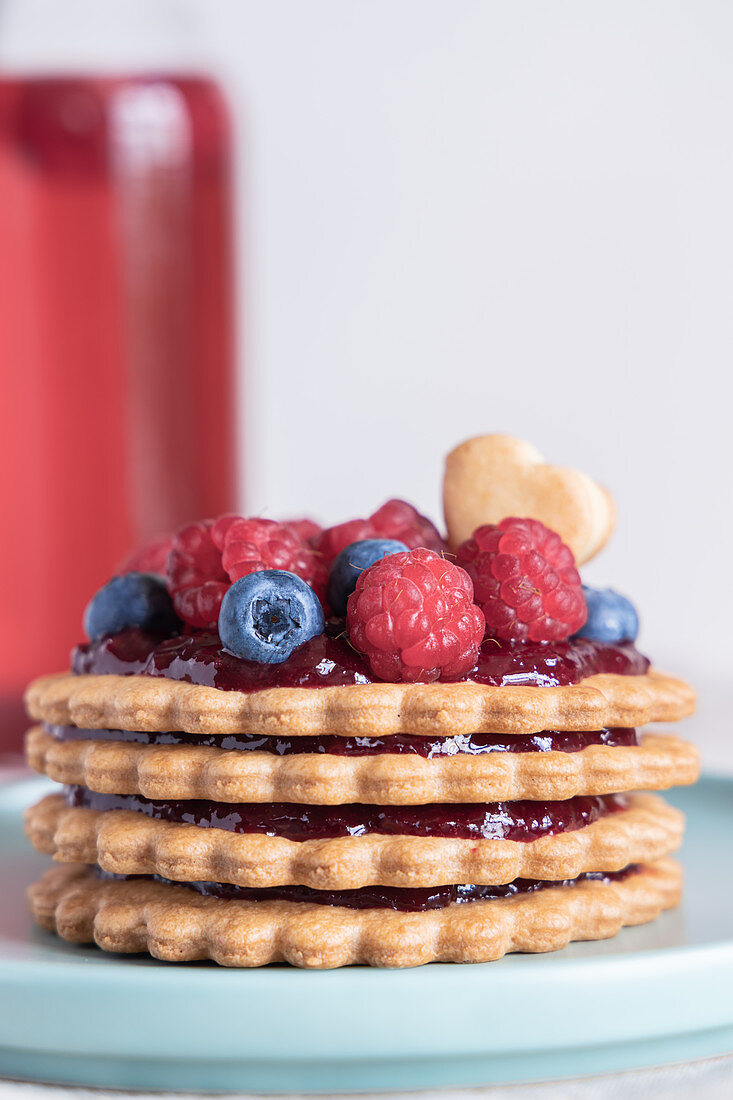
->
[2,0,731,753]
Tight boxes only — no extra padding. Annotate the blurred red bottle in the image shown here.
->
[0,76,237,751]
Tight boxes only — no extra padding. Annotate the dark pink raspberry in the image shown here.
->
[118,533,173,576]
[213,515,327,605]
[316,518,373,566]
[370,499,446,554]
[167,515,329,629]
[455,518,587,643]
[346,547,485,682]
[317,499,446,567]
[172,579,230,630]
[166,521,230,629]
[285,518,323,545]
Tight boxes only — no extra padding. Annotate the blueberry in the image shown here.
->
[327,538,408,616]
[219,570,325,663]
[574,586,639,644]
[84,573,180,641]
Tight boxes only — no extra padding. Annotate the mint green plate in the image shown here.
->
[1,775,731,1092]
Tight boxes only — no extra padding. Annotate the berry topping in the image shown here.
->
[327,538,408,617]
[84,573,180,641]
[219,570,325,664]
[117,534,173,577]
[166,515,329,629]
[316,519,374,565]
[455,518,587,643]
[574,586,639,644]
[285,518,323,545]
[346,547,485,682]
[166,520,230,629]
[370,499,446,554]
[317,499,446,566]
[214,517,319,584]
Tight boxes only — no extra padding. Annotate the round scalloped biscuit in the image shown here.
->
[28,859,682,968]
[26,726,700,804]
[25,792,684,890]
[25,670,696,738]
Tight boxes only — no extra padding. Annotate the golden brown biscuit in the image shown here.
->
[26,725,700,804]
[443,434,615,563]
[28,859,682,968]
[25,792,683,890]
[25,670,696,738]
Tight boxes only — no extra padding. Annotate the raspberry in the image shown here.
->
[118,533,173,576]
[213,516,324,593]
[172,580,231,630]
[347,547,485,682]
[285,518,323,545]
[167,515,331,630]
[316,519,374,566]
[317,499,445,567]
[370,499,446,554]
[455,518,587,643]
[166,521,230,629]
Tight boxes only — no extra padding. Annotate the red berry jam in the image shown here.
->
[71,623,649,690]
[67,786,625,841]
[48,723,638,756]
[96,865,639,912]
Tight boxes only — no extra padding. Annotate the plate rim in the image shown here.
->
[1,773,732,1068]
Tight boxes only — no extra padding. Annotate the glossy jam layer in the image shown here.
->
[71,623,649,691]
[67,786,625,841]
[96,866,639,912]
[48,723,639,756]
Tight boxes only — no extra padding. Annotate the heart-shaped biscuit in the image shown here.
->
[443,435,615,564]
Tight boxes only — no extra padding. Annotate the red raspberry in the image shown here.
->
[118,533,173,576]
[316,518,373,565]
[370,499,446,554]
[166,521,230,629]
[285,518,323,545]
[213,516,327,604]
[317,499,446,566]
[173,579,231,630]
[455,518,587,643]
[347,547,485,683]
[167,515,331,630]
[306,556,330,609]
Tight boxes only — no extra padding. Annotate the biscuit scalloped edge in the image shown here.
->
[25,670,696,738]
[26,726,701,804]
[25,792,684,890]
[28,859,682,968]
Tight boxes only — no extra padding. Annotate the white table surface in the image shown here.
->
[2,695,731,1099]
[1,1057,733,1100]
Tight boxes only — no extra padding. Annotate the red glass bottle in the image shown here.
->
[0,75,237,751]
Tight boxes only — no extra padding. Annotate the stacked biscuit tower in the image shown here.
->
[24,436,698,968]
